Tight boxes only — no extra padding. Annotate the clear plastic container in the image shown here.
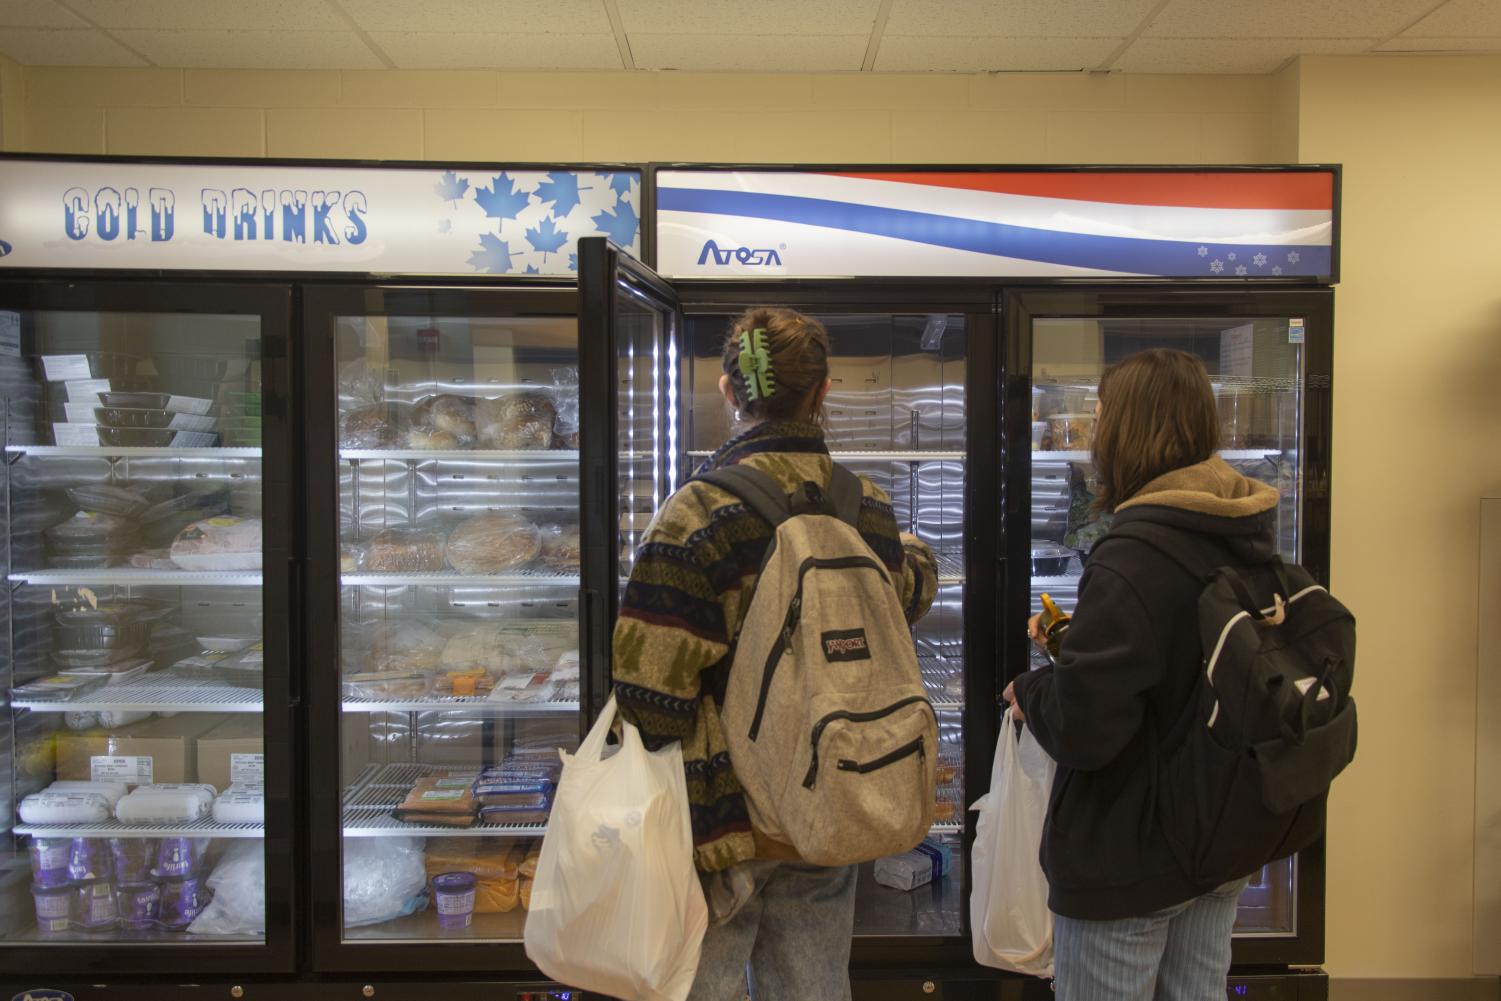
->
[1048,412,1095,451]
[1030,542,1074,576]
[342,671,434,700]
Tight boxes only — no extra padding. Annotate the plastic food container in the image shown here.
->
[1031,421,1050,451]
[96,427,177,448]
[10,674,108,702]
[213,643,264,689]
[59,658,152,688]
[1030,543,1075,576]
[73,878,118,931]
[1048,413,1095,451]
[68,838,112,882]
[342,671,433,700]
[32,883,73,934]
[95,407,217,433]
[53,605,153,655]
[45,511,133,544]
[432,872,479,930]
[30,838,72,888]
[65,484,151,518]
[116,881,160,930]
[110,838,157,883]
[156,875,210,930]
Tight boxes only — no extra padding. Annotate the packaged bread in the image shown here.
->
[480,877,521,913]
[412,395,476,442]
[538,524,581,572]
[519,876,533,910]
[393,776,476,827]
[363,527,446,572]
[519,842,540,880]
[424,838,523,882]
[339,403,409,449]
[476,393,556,450]
[446,513,541,573]
[405,427,462,450]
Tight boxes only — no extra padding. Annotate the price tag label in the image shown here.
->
[92,755,153,786]
[1289,318,1306,344]
[230,753,265,787]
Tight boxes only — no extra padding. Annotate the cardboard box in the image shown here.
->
[196,716,264,792]
[55,714,222,786]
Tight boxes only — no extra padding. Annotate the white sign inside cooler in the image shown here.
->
[1289,318,1306,344]
[230,752,265,787]
[1219,323,1256,380]
[92,754,153,787]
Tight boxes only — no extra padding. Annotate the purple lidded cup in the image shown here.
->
[431,872,478,930]
[154,837,203,879]
[115,881,160,930]
[157,875,210,930]
[32,883,73,934]
[73,878,118,931]
[110,838,156,883]
[30,838,72,888]
[68,838,112,882]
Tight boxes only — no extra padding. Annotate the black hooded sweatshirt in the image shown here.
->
[1011,457,1281,920]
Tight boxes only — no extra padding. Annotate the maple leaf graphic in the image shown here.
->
[568,252,578,272]
[526,217,569,260]
[535,172,588,216]
[525,265,540,275]
[467,233,515,274]
[473,172,531,227]
[599,172,635,198]
[434,170,469,204]
[591,199,639,247]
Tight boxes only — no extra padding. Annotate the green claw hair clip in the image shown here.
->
[738,328,776,401]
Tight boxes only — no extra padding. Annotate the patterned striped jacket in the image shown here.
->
[613,420,938,872]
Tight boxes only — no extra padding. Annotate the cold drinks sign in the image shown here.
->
[0,159,642,276]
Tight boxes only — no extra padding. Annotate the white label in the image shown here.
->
[91,755,153,786]
[165,395,214,416]
[230,753,264,786]
[52,423,100,445]
[42,354,95,381]
[64,379,111,401]
[1288,318,1306,344]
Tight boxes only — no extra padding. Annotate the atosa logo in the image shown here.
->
[697,239,784,267]
[0,239,12,258]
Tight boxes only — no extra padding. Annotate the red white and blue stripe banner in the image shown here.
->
[655,170,1336,279]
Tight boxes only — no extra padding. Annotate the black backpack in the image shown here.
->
[1105,522,1358,886]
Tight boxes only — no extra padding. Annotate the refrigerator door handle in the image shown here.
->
[288,555,304,707]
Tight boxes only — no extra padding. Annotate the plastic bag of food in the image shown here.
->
[337,357,385,410]
[343,837,429,927]
[446,513,541,573]
[538,523,581,572]
[187,840,266,936]
[476,393,556,450]
[340,403,411,450]
[170,516,263,571]
[363,527,446,572]
[412,394,476,445]
[370,620,446,671]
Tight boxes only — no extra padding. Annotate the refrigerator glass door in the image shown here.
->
[1029,314,1305,938]
[327,298,582,945]
[0,283,292,966]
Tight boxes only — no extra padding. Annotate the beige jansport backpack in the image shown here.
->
[696,462,937,867]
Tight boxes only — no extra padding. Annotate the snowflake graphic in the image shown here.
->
[467,233,515,274]
[1235,265,1248,276]
[434,170,469,204]
[1210,259,1224,274]
[1253,253,1267,267]
[437,219,451,234]
[1227,252,1238,262]
[1197,246,1209,257]
[1272,265,1283,276]
[1287,251,1301,264]
[535,172,588,217]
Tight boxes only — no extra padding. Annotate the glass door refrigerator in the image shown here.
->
[1004,287,1335,968]
[0,279,297,974]
[301,284,595,975]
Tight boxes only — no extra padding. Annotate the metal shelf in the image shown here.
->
[933,551,964,584]
[919,656,963,712]
[341,449,579,463]
[343,694,578,714]
[687,449,964,462]
[6,445,261,459]
[12,677,263,714]
[15,817,263,839]
[342,762,548,838]
[1034,448,1282,463]
[342,570,581,587]
[930,822,963,835]
[8,569,262,587]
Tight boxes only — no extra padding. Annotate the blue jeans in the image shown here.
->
[688,861,858,1001]
[1053,879,1250,1001]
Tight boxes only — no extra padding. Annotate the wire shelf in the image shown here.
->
[12,677,263,714]
[341,762,548,838]
[342,570,581,588]
[9,569,262,587]
[342,694,579,714]
[933,551,964,584]
[15,817,263,839]
[1034,448,1281,463]
[341,449,579,463]
[6,446,261,459]
[686,449,965,462]
[919,656,964,712]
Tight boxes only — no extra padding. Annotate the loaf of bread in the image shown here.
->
[340,403,408,449]
[412,394,476,442]
[363,527,446,572]
[446,513,541,573]
[476,393,556,450]
[406,427,462,450]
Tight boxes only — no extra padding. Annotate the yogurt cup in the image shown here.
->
[68,837,112,882]
[115,881,160,930]
[154,837,205,879]
[110,838,157,883]
[157,875,210,930]
[432,872,478,930]
[30,838,72,888]
[73,878,118,931]
[32,883,73,934]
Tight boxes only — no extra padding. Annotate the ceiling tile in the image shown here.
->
[0,27,145,64]
[1401,0,1501,36]
[876,35,1120,72]
[1115,37,1374,73]
[631,33,866,70]
[0,0,83,27]
[1145,0,1430,38]
[111,29,384,68]
[341,0,611,34]
[371,31,622,70]
[1376,35,1501,49]
[886,0,1158,37]
[67,0,344,31]
[618,0,879,35]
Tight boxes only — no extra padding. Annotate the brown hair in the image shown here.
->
[721,307,832,423]
[1092,348,1220,512]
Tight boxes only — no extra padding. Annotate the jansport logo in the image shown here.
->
[698,239,783,267]
[822,628,871,662]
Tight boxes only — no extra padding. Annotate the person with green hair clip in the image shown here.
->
[612,306,939,1001]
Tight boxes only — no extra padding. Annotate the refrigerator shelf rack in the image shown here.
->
[929,822,963,835]
[14,817,264,839]
[5,445,262,460]
[341,570,581,587]
[686,449,965,462]
[919,657,964,712]
[8,569,262,587]
[341,694,579,714]
[11,677,263,713]
[933,551,964,584]
[340,449,580,463]
[342,762,548,838]
[1033,448,1282,463]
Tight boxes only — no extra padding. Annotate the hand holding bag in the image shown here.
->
[524,697,708,1001]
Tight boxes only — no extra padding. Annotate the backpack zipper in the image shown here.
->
[802,695,933,788]
[746,554,891,741]
[837,735,925,775]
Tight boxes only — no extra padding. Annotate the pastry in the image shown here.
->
[412,394,476,441]
[476,393,556,450]
[446,513,541,573]
[363,527,446,572]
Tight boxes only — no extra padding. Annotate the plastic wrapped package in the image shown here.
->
[339,403,410,449]
[369,620,446,672]
[65,484,151,518]
[340,543,365,573]
[475,393,556,450]
[170,516,262,571]
[213,785,265,824]
[337,357,385,410]
[446,513,541,573]
[412,394,477,444]
[393,776,477,827]
[115,784,216,824]
[537,524,581,572]
[342,670,433,700]
[343,837,429,927]
[187,840,266,936]
[20,791,113,824]
[363,528,446,572]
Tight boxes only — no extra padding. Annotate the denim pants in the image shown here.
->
[688,861,858,1001]
[1052,879,1250,1001]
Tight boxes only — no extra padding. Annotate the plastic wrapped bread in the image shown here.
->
[538,524,581,572]
[115,784,216,824]
[20,791,113,824]
[170,516,263,571]
[212,786,265,824]
[412,394,476,442]
[446,513,541,574]
[339,403,410,449]
[475,393,556,450]
[363,528,446,572]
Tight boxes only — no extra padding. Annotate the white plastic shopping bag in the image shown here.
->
[524,697,708,1001]
[969,707,1056,976]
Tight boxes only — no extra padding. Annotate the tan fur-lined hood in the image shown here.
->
[1115,456,1279,517]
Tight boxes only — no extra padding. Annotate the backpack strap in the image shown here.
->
[694,464,793,527]
[1105,521,1289,620]
[828,462,864,530]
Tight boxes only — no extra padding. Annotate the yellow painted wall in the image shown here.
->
[1297,54,1501,982]
[5,67,1290,163]
[0,54,22,152]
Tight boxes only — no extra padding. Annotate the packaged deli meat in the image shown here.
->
[537,524,581,572]
[170,516,263,571]
[475,393,556,450]
[362,527,446,572]
[445,513,541,574]
[412,394,477,442]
